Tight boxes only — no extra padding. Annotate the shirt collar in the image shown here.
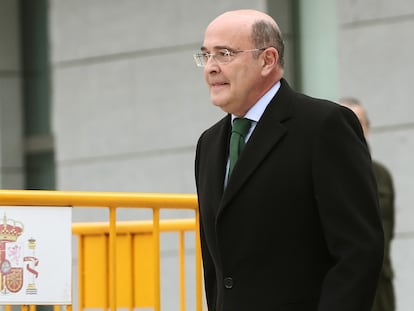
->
[231,81,281,124]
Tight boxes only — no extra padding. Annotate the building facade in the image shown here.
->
[1,0,413,310]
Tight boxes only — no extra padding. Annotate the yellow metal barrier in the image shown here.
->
[0,190,202,311]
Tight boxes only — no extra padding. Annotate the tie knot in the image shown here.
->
[232,118,251,137]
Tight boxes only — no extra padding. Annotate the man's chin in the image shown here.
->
[212,102,233,114]
[211,99,226,109]
[210,94,226,105]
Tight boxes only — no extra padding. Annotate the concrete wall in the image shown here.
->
[337,1,414,310]
[0,0,24,189]
[0,0,409,309]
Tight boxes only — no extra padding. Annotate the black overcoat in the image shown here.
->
[195,79,384,311]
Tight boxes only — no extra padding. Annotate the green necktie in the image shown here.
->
[228,118,252,177]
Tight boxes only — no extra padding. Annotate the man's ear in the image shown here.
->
[261,47,278,75]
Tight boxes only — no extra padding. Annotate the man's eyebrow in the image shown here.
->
[200,45,233,52]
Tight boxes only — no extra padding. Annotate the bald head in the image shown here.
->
[338,97,370,138]
[210,9,277,27]
[206,10,284,67]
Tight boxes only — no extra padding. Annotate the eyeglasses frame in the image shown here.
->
[193,47,271,67]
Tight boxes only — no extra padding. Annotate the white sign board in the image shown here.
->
[0,206,72,304]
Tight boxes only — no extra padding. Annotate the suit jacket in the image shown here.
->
[195,79,384,311]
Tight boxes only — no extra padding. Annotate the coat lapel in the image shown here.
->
[219,80,293,214]
[201,115,231,214]
[212,117,231,197]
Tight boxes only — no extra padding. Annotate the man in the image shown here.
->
[339,97,396,311]
[194,9,384,311]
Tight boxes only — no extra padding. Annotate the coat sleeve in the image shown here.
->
[313,106,384,311]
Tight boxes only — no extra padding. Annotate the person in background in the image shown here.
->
[339,97,396,311]
[193,9,384,311]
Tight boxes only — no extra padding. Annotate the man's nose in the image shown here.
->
[204,55,220,72]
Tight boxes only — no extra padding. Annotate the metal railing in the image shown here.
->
[0,190,202,311]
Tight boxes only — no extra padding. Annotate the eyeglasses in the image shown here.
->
[193,47,268,67]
